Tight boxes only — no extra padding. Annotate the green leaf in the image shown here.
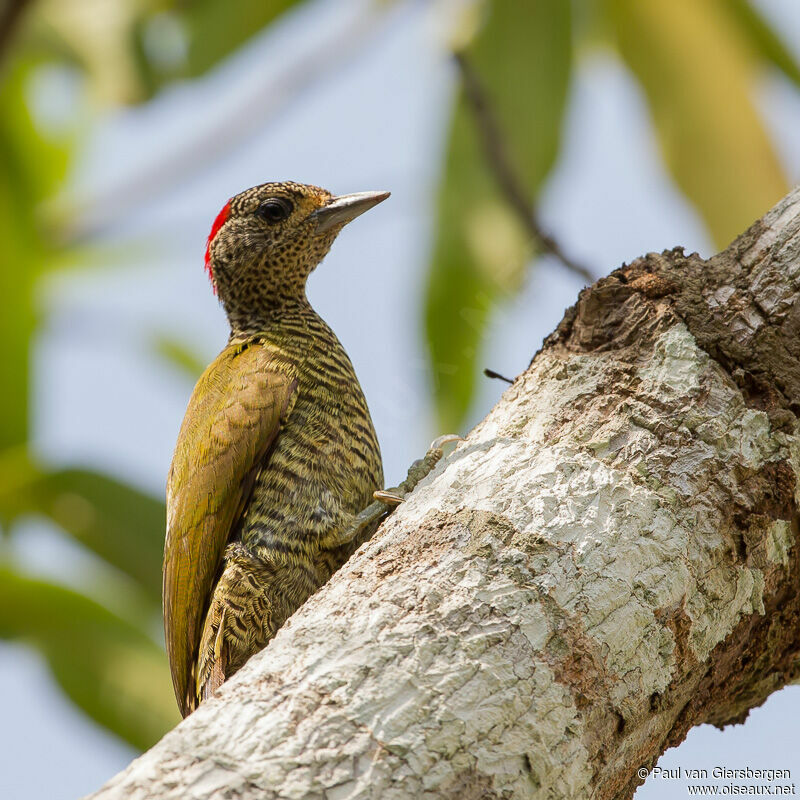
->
[0,450,165,603]
[152,334,206,381]
[603,0,788,248]
[183,0,305,75]
[425,0,573,431]
[0,567,178,749]
[29,0,309,102]
[727,0,800,88]
[133,0,307,90]
[0,57,71,448]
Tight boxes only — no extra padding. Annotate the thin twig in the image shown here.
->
[453,51,594,284]
[483,368,513,384]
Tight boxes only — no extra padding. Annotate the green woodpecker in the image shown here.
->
[163,181,455,717]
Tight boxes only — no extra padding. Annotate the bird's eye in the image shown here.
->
[256,198,293,223]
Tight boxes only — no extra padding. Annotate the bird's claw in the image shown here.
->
[420,434,464,470]
[374,490,404,506]
[428,434,465,454]
[374,435,463,510]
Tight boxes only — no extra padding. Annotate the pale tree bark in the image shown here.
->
[90,188,800,800]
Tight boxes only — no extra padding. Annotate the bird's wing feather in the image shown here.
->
[163,340,296,716]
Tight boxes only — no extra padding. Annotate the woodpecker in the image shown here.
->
[163,181,456,717]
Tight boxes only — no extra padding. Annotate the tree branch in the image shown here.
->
[453,50,594,284]
[89,187,800,799]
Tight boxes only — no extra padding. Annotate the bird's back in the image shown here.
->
[192,304,384,688]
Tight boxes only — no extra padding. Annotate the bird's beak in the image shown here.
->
[312,190,390,233]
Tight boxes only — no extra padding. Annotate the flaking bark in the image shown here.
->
[89,188,800,800]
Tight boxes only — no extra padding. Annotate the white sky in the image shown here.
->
[2,1,800,798]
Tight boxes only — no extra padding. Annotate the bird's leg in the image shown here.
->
[373,434,463,505]
[323,435,463,550]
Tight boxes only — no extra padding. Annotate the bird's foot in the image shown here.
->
[373,434,463,506]
[325,436,463,550]
[373,489,404,505]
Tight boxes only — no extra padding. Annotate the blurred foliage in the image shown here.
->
[0,54,68,447]
[728,0,800,87]
[0,567,178,748]
[0,0,799,754]
[0,0,310,750]
[152,334,210,382]
[425,0,796,430]
[425,0,572,429]
[178,0,302,78]
[28,0,307,103]
[0,449,165,601]
[604,0,787,248]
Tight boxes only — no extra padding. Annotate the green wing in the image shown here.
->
[163,340,296,717]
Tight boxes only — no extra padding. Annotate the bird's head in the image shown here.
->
[204,180,389,329]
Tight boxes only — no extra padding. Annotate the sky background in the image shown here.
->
[2,0,800,797]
